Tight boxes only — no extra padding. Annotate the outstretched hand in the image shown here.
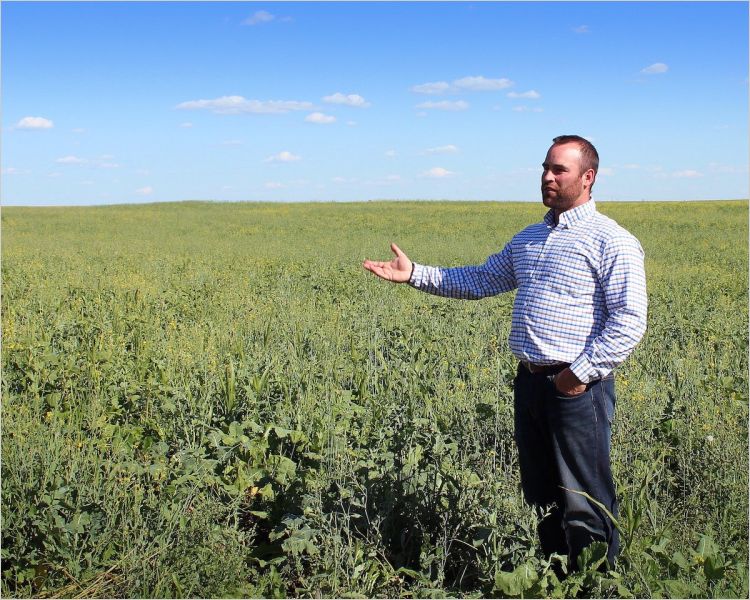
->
[363,243,413,283]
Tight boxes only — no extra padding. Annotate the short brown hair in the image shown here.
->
[552,135,599,190]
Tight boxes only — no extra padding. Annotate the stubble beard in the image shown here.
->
[541,181,585,212]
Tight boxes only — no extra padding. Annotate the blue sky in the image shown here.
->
[2,1,748,205]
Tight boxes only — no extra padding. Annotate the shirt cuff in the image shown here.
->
[409,263,425,287]
[569,354,599,384]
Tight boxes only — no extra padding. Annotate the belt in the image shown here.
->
[520,361,570,376]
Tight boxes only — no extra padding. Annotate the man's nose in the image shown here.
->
[542,169,554,182]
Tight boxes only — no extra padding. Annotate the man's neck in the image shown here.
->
[553,196,592,224]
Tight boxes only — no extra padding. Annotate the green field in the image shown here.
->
[2,200,748,598]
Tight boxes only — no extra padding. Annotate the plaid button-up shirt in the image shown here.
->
[409,200,648,383]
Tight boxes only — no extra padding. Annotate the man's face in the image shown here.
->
[541,143,592,212]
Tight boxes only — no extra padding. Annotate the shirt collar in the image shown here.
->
[544,199,597,229]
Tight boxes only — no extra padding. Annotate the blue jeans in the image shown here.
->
[513,364,619,570]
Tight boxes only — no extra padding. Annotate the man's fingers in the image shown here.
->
[364,263,392,281]
[391,243,404,258]
[363,259,383,272]
[363,259,389,273]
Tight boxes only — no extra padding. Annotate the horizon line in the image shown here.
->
[2,197,748,209]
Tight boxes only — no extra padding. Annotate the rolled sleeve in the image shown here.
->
[571,234,648,383]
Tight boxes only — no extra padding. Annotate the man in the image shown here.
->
[362,135,647,571]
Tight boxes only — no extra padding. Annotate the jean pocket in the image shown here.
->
[556,388,590,400]
[597,378,617,424]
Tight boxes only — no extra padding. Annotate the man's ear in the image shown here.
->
[583,168,595,190]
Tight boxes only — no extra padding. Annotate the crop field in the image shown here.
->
[1,200,748,598]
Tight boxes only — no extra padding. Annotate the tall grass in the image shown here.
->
[2,200,747,598]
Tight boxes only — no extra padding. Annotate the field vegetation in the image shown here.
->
[2,200,748,598]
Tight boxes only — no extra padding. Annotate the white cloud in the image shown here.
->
[98,162,120,169]
[365,175,403,186]
[179,122,193,128]
[422,167,455,178]
[323,93,371,107]
[708,162,747,174]
[176,96,313,115]
[412,76,514,95]
[332,176,366,185]
[573,25,590,34]
[416,100,469,111]
[16,116,54,130]
[305,112,336,124]
[265,151,301,163]
[507,90,541,99]
[220,140,244,146]
[385,149,397,158]
[3,167,30,175]
[598,167,615,176]
[672,169,703,178]
[265,181,286,189]
[512,106,544,113]
[71,128,86,134]
[641,62,668,75]
[411,81,452,95]
[136,186,154,195]
[346,120,357,126]
[454,76,513,91]
[243,10,274,25]
[56,155,87,164]
[425,144,459,154]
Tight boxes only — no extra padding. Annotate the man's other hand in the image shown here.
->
[553,367,587,396]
